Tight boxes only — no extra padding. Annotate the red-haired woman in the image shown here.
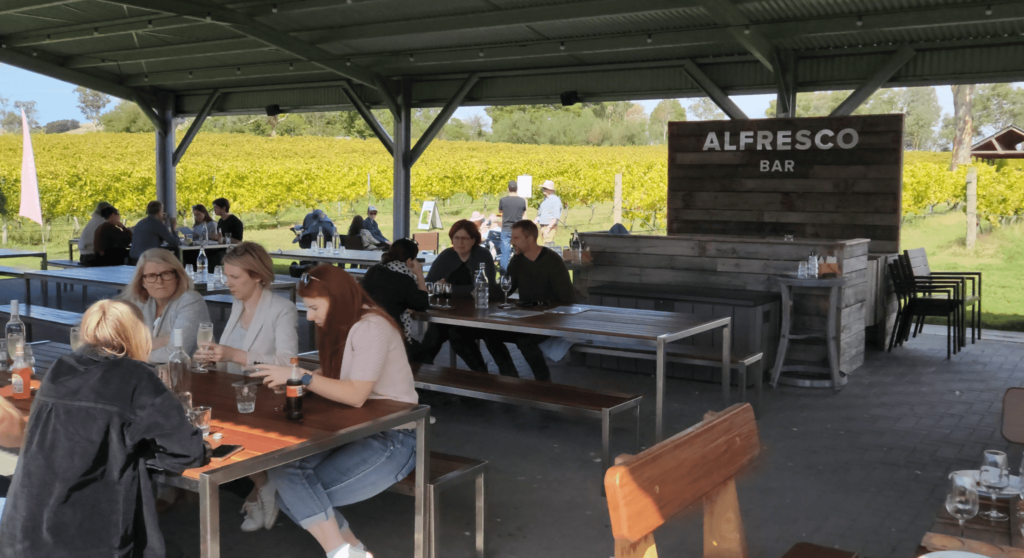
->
[418,219,499,370]
[250,265,416,558]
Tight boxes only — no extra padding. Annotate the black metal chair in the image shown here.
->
[887,259,961,359]
[903,247,980,345]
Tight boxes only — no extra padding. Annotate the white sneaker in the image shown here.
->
[257,485,279,530]
[327,544,373,558]
[240,500,264,532]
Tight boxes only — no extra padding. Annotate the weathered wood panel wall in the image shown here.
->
[667,115,904,254]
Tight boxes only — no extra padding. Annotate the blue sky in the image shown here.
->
[1,62,957,127]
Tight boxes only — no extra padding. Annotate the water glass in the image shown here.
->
[426,282,435,307]
[325,241,333,253]
[188,405,212,437]
[980,449,1010,521]
[214,265,224,284]
[798,261,808,279]
[185,264,195,279]
[233,381,259,413]
[184,233,193,246]
[333,234,341,254]
[224,232,232,245]
[0,339,8,374]
[946,472,980,537]
[176,391,193,411]
[69,326,81,351]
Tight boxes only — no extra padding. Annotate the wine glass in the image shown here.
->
[441,283,453,309]
[499,275,513,309]
[1017,457,1024,518]
[980,449,1010,521]
[185,264,195,280]
[195,322,214,373]
[425,282,435,307]
[947,472,980,537]
[69,326,81,351]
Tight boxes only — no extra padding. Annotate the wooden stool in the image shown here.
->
[770,276,846,390]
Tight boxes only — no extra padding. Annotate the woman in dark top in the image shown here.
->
[417,219,499,371]
[0,299,209,558]
[92,205,133,267]
[347,215,383,250]
[361,239,429,356]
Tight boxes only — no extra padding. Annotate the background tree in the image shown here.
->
[950,84,975,171]
[98,100,155,133]
[44,119,80,134]
[765,91,850,117]
[74,87,111,126]
[972,84,1024,136]
[2,100,39,133]
[687,98,725,121]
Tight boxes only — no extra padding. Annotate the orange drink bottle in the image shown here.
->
[11,342,30,400]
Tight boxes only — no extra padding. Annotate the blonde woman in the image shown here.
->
[0,300,209,557]
[122,248,211,363]
[194,242,298,376]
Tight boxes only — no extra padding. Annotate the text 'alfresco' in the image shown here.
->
[702,128,860,151]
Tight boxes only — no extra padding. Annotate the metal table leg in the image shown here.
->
[415,413,430,558]
[722,323,731,408]
[199,474,221,558]
[655,336,665,443]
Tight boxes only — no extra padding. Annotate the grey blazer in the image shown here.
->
[137,289,212,364]
[219,288,299,375]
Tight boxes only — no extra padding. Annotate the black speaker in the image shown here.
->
[560,91,580,106]
[265,104,282,117]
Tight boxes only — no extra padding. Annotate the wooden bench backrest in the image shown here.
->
[413,232,440,254]
[1003,388,1024,444]
[605,403,760,557]
[904,247,931,277]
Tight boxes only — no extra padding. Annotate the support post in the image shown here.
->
[830,46,916,117]
[613,174,622,224]
[341,82,393,155]
[155,93,177,218]
[411,73,479,165]
[173,89,220,166]
[966,167,978,250]
[393,79,412,241]
[680,60,748,120]
[775,51,797,118]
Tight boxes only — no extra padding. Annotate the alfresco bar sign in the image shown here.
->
[702,127,860,172]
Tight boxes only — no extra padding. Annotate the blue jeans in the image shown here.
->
[499,230,512,273]
[267,430,417,530]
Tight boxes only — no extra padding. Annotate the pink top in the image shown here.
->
[339,313,418,405]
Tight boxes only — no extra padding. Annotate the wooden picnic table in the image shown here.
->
[0,248,47,270]
[5,343,431,558]
[22,266,297,308]
[269,248,437,269]
[414,299,730,442]
[918,492,1024,557]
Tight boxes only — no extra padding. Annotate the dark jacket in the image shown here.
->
[507,247,577,306]
[362,264,429,329]
[0,348,209,558]
[426,245,499,299]
[362,218,389,244]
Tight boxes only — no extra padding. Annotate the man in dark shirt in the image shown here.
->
[483,220,575,381]
[212,197,244,244]
[497,180,527,273]
[128,200,178,264]
[362,205,390,247]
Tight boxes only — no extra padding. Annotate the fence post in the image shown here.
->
[966,167,977,250]
[613,173,622,224]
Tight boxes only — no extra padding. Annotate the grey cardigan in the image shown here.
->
[137,289,212,363]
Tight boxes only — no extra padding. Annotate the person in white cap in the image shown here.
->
[362,205,390,247]
[535,180,562,245]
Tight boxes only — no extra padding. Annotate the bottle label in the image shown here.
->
[286,385,303,397]
[11,374,23,394]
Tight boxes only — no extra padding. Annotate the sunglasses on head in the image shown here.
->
[299,272,322,287]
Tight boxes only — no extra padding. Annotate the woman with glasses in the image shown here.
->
[0,300,209,558]
[121,248,211,363]
[249,265,416,558]
[417,219,498,371]
[193,242,298,377]
[361,239,429,358]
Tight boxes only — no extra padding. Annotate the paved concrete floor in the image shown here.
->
[1,278,1019,558]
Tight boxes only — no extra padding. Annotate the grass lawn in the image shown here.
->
[901,211,1024,332]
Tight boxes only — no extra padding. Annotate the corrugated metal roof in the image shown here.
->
[740,0,973,22]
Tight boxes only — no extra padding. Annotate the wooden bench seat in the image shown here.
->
[571,341,763,410]
[388,452,486,558]
[414,363,640,477]
[0,304,82,342]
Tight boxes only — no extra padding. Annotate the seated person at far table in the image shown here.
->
[194,242,298,377]
[78,201,113,266]
[482,220,576,382]
[129,200,179,265]
[361,239,429,358]
[348,215,385,251]
[213,197,244,244]
[121,248,211,363]
[362,205,390,247]
[185,203,219,268]
[418,219,499,371]
[93,205,133,267]
[249,265,417,557]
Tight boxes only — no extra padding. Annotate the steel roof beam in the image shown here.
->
[340,82,393,156]
[411,73,478,165]
[173,89,219,166]
[65,37,266,68]
[0,43,151,105]
[132,92,167,135]
[830,45,916,117]
[0,0,77,14]
[95,0,386,87]
[2,15,195,47]
[681,60,747,120]
[122,60,328,86]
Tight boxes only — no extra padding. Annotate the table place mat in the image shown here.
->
[544,306,591,315]
[489,310,538,319]
[921,532,1024,558]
